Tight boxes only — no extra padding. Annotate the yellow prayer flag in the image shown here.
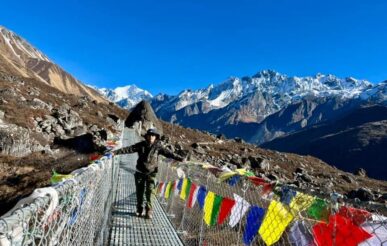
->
[289,192,315,215]
[259,200,294,246]
[180,178,188,200]
[219,171,237,182]
[164,182,172,199]
[235,168,248,176]
[203,191,215,226]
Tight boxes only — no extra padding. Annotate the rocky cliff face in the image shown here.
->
[0,72,128,157]
[0,26,107,103]
[0,27,131,215]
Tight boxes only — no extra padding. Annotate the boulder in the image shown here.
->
[30,98,51,110]
[0,122,48,156]
[248,156,270,170]
[347,188,374,202]
[355,168,367,177]
[125,100,163,136]
[295,167,305,174]
[267,174,279,181]
[53,133,103,153]
[340,174,354,183]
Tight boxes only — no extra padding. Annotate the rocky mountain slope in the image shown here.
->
[0,26,107,103]
[262,105,387,180]
[0,71,129,215]
[0,27,129,215]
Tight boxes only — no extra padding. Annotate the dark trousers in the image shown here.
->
[134,172,156,211]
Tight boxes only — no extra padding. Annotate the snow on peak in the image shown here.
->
[98,84,153,109]
[359,81,387,102]
[157,70,376,115]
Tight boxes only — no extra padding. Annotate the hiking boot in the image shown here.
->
[136,208,143,217]
[145,208,153,219]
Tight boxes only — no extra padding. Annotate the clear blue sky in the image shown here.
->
[1,0,386,95]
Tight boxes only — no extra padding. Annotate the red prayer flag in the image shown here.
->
[90,153,102,161]
[262,183,274,195]
[338,206,372,226]
[248,176,267,186]
[217,197,236,225]
[312,214,372,246]
[158,182,164,193]
[187,183,198,208]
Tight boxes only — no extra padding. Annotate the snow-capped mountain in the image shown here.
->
[95,69,385,145]
[152,70,374,124]
[98,85,153,109]
[360,81,387,104]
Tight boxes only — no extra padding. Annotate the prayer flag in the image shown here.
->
[359,222,387,246]
[228,175,241,186]
[218,197,236,225]
[289,221,316,246]
[229,194,250,228]
[243,206,265,245]
[210,195,223,226]
[187,183,199,208]
[338,206,372,226]
[289,192,315,215]
[307,198,330,222]
[259,200,294,246]
[204,192,216,226]
[312,214,372,246]
[180,178,189,200]
[164,182,172,199]
[280,186,297,205]
[197,186,207,209]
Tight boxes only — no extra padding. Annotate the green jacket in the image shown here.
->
[114,140,183,174]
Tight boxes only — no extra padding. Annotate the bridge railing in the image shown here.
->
[0,130,124,246]
[156,160,387,246]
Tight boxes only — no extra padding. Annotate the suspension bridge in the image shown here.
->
[0,126,386,245]
[108,128,183,245]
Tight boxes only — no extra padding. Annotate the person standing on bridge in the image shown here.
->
[113,128,184,219]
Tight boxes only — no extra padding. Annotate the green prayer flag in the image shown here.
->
[185,179,192,200]
[307,198,330,222]
[51,170,73,184]
[168,181,174,199]
[210,195,223,226]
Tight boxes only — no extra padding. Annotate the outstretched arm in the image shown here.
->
[113,142,141,155]
[159,147,185,162]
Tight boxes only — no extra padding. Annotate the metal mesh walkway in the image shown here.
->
[108,128,183,246]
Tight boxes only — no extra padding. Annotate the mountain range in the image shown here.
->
[0,25,386,215]
[99,70,387,179]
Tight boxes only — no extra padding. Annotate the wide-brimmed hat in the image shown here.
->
[144,128,161,138]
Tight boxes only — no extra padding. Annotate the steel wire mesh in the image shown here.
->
[156,161,387,246]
